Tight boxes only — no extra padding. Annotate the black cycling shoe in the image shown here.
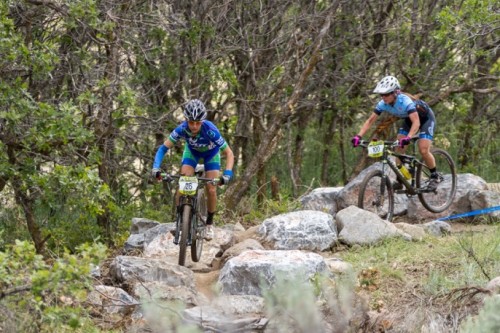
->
[426,172,443,191]
[427,177,439,191]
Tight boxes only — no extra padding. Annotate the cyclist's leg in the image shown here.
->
[176,148,197,206]
[417,115,440,190]
[417,115,436,170]
[204,153,221,225]
[180,146,197,176]
[417,138,435,169]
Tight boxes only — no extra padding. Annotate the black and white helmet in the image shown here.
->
[183,99,207,121]
[373,76,401,94]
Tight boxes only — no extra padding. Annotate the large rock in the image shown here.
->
[130,217,160,234]
[468,190,500,219]
[220,238,265,267]
[142,226,234,270]
[257,210,337,251]
[299,187,343,216]
[124,220,175,252]
[218,250,330,296]
[336,206,407,245]
[87,285,138,315]
[407,173,487,220]
[336,163,381,210]
[133,281,205,308]
[182,295,267,332]
[109,256,194,288]
[336,163,407,216]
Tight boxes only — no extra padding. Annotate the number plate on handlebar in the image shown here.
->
[178,176,198,195]
[367,141,384,158]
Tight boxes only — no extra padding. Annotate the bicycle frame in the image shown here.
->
[362,139,429,195]
[358,138,457,219]
[161,172,220,265]
[164,174,217,245]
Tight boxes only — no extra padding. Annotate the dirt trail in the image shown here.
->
[194,269,220,300]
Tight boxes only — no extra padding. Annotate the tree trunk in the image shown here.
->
[95,28,120,243]
[225,6,335,209]
[12,178,45,255]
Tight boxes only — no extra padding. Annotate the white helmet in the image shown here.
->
[373,76,401,94]
[183,99,207,121]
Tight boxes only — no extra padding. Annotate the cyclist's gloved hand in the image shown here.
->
[399,136,411,148]
[151,168,162,180]
[351,135,362,147]
[220,170,233,185]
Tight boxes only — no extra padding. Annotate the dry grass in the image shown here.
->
[334,222,500,332]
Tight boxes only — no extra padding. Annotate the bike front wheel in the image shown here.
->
[358,169,394,221]
[191,189,207,262]
[178,205,192,266]
[416,148,457,213]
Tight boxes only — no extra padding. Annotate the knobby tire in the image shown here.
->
[178,205,192,266]
[191,190,207,262]
[358,169,394,221]
[416,148,457,213]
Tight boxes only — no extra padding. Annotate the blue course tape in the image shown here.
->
[437,205,500,221]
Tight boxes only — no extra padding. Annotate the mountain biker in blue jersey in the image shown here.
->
[152,99,235,240]
[351,76,440,190]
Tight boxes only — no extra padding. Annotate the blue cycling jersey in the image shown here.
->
[373,93,436,140]
[374,93,416,118]
[169,120,227,161]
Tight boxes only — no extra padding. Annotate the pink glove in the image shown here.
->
[351,135,362,147]
[399,136,411,148]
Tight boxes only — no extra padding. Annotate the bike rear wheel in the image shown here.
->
[178,205,192,266]
[416,148,457,213]
[191,189,207,262]
[358,169,394,221]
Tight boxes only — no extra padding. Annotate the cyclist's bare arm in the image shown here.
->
[357,113,379,137]
[221,146,235,171]
[406,112,420,138]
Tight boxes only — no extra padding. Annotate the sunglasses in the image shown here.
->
[380,93,392,97]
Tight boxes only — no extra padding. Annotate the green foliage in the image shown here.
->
[0,161,119,251]
[0,240,107,332]
[262,272,323,332]
[141,301,200,333]
[261,271,359,333]
[460,295,500,333]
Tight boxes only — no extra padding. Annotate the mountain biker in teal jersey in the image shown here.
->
[152,99,235,240]
[351,76,440,190]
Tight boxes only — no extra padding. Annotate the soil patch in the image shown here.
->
[194,269,221,300]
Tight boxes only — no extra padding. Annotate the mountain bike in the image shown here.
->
[161,170,220,266]
[356,138,457,221]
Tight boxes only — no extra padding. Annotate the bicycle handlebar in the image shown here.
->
[160,173,222,186]
[357,136,419,148]
[358,140,398,148]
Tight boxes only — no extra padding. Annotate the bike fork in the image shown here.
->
[173,204,194,246]
[173,205,181,245]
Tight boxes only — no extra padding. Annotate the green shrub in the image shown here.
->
[0,240,107,332]
[460,295,500,333]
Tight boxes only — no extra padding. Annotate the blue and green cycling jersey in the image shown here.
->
[169,120,228,162]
